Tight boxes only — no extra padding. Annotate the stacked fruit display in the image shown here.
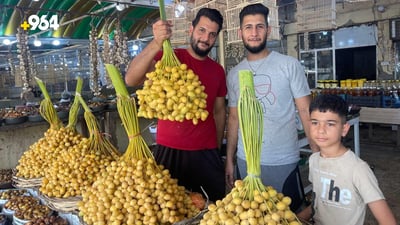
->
[16,127,84,179]
[77,64,201,225]
[15,78,83,180]
[39,136,117,198]
[200,71,301,225]
[40,77,120,199]
[79,158,200,225]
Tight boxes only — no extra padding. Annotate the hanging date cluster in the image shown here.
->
[102,21,129,89]
[102,26,113,89]
[8,55,15,78]
[112,21,129,72]
[16,28,36,90]
[89,26,101,96]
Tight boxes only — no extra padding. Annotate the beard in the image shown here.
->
[190,35,212,57]
[243,38,267,54]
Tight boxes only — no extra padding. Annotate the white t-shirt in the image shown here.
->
[227,51,310,165]
[309,150,385,225]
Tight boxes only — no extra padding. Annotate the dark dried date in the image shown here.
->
[25,215,68,225]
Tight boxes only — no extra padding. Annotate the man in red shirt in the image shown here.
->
[125,8,227,201]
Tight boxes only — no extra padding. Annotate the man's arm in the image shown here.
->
[225,106,239,189]
[214,97,227,150]
[125,20,172,86]
[368,199,397,225]
[295,95,319,152]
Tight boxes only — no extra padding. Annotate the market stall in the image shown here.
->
[313,79,400,147]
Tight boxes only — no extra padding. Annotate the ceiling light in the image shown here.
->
[33,37,42,47]
[52,39,60,46]
[3,39,11,45]
[116,3,126,11]
[174,4,185,18]
[377,5,386,13]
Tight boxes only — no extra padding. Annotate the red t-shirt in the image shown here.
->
[154,49,227,150]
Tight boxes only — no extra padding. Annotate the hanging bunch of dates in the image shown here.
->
[8,54,15,78]
[112,20,129,71]
[16,27,31,90]
[27,43,37,82]
[121,33,129,72]
[89,26,101,96]
[112,20,123,66]
[102,25,113,89]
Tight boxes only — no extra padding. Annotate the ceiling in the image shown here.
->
[0,0,166,39]
[0,0,176,54]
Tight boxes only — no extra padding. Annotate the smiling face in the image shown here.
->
[239,14,270,54]
[189,16,219,58]
[310,110,350,154]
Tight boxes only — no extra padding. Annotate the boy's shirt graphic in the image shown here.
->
[309,150,385,225]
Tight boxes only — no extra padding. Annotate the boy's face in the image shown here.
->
[310,110,350,150]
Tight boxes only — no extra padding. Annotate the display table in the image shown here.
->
[359,107,400,146]
[0,109,155,170]
[299,115,360,156]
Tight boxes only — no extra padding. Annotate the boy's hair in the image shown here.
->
[239,3,269,27]
[309,94,348,123]
[192,8,224,34]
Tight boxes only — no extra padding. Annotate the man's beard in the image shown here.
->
[243,38,267,54]
[190,35,212,57]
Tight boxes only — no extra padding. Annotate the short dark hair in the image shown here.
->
[309,95,348,122]
[192,8,224,34]
[239,3,269,27]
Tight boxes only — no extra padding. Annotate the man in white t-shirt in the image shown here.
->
[225,3,318,212]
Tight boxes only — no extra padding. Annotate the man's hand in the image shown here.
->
[152,20,173,48]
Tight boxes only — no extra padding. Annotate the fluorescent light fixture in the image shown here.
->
[33,37,42,47]
[174,4,185,18]
[52,39,60,46]
[3,39,11,45]
[116,3,126,11]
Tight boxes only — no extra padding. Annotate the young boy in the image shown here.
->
[297,94,397,225]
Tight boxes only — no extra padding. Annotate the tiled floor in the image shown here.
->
[300,123,400,224]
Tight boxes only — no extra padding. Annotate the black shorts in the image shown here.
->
[152,145,226,202]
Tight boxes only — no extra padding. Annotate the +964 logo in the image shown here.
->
[20,14,59,31]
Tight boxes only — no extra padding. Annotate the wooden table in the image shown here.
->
[359,107,400,146]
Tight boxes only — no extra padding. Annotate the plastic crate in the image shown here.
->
[226,0,243,9]
[346,95,382,108]
[296,0,336,32]
[382,96,400,108]
[225,1,279,44]
[192,0,227,28]
[226,28,241,44]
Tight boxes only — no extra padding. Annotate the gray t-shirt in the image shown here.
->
[227,51,310,165]
[309,150,385,225]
